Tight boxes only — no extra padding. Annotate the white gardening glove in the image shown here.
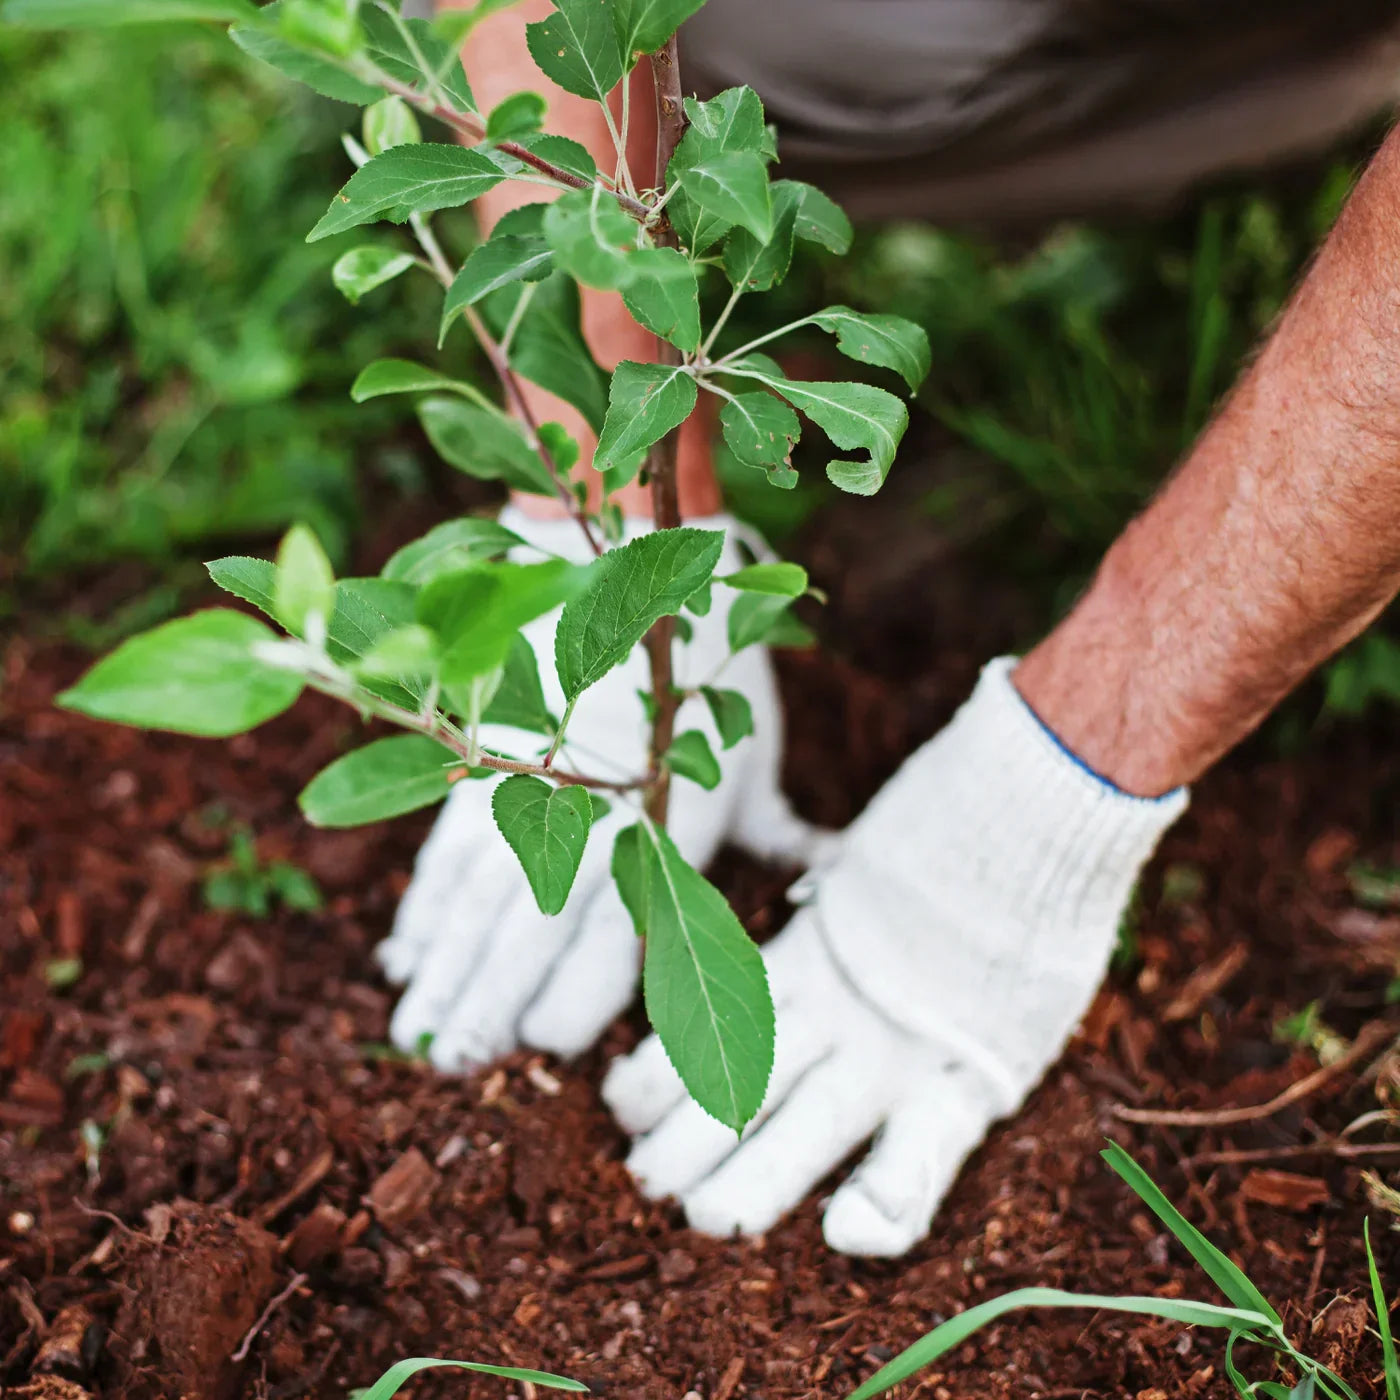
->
[377,505,824,1071]
[603,657,1188,1256]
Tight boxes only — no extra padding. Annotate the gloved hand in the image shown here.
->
[377,505,824,1072]
[603,657,1187,1256]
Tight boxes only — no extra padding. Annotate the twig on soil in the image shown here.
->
[231,1270,308,1363]
[1182,1139,1400,1168]
[1115,1019,1397,1127]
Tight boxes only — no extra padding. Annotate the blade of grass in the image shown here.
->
[1367,1219,1400,1400]
[1102,1141,1283,1327]
[357,1358,588,1400]
[845,1289,1280,1400]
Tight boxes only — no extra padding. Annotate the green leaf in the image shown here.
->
[721,182,800,292]
[718,392,800,481]
[487,90,547,141]
[356,1357,587,1400]
[483,273,608,433]
[622,247,701,352]
[701,686,753,749]
[382,518,524,585]
[274,524,335,636]
[724,361,908,496]
[728,592,799,652]
[492,777,594,915]
[354,623,438,681]
[57,611,303,737]
[667,87,776,251]
[511,133,599,183]
[207,556,278,618]
[327,578,419,667]
[594,362,697,477]
[431,0,522,47]
[299,735,458,828]
[719,561,807,597]
[524,0,625,103]
[555,529,722,697]
[359,5,476,113]
[230,14,384,103]
[418,395,557,496]
[846,1289,1282,1400]
[612,0,705,55]
[1367,1220,1400,1400]
[663,729,721,790]
[1102,1142,1282,1327]
[419,560,585,688]
[788,181,852,254]
[809,306,932,395]
[351,359,479,405]
[640,824,774,1131]
[333,246,417,305]
[482,633,555,734]
[308,145,505,242]
[3,0,255,23]
[612,823,651,936]
[686,582,712,616]
[363,95,421,157]
[678,152,772,244]
[441,235,554,345]
[555,528,723,699]
[543,187,642,291]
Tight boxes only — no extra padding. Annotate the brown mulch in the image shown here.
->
[4,482,1400,1399]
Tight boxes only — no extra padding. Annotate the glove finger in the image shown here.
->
[386,843,519,1054]
[822,1066,997,1258]
[377,788,493,984]
[428,855,615,1073]
[623,1011,833,1203]
[600,1032,687,1136]
[681,1050,890,1239]
[518,883,642,1059]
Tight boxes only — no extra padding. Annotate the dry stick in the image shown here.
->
[1114,1019,1398,1127]
[641,35,688,826]
[231,1271,309,1363]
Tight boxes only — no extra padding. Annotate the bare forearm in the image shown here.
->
[1018,125,1400,796]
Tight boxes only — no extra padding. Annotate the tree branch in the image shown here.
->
[641,34,689,825]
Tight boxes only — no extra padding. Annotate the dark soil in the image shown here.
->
[5,478,1400,1400]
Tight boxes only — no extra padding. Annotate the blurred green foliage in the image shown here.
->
[0,22,460,577]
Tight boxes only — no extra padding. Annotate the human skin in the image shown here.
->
[462,3,1400,797]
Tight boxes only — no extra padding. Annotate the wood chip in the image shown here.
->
[34,1302,96,1377]
[1162,943,1249,1023]
[714,1354,745,1400]
[283,1202,346,1271]
[1238,1168,1330,1211]
[255,1146,334,1226]
[367,1147,438,1229]
[583,1253,652,1280]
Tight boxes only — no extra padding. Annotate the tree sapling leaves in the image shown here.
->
[358,3,477,113]
[417,395,558,496]
[300,734,459,827]
[354,623,438,681]
[491,775,594,915]
[274,523,335,637]
[622,247,701,352]
[486,90,547,141]
[381,517,524,585]
[663,729,721,790]
[482,633,556,734]
[419,559,585,689]
[524,0,625,104]
[640,824,774,1131]
[786,180,853,254]
[351,358,481,403]
[667,86,776,251]
[57,611,304,737]
[207,556,278,619]
[441,234,554,344]
[363,95,421,157]
[482,273,609,433]
[701,686,754,749]
[721,181,799,292]
[332,246,417,305]
[230,13,384,104]
[555,528,724,699]
[717,392,800,479]
[809,305,932,395]
[612,0,706,56]
[543,187,642,291]
[718,561,808,597]
[308,145,505,242]
[677,151,773,245]
[511,132,599,183]
[6,0,258,23]
[727,592,813,652]
[612,823,651,937]
[594,361,697,476]
[724,361,908,495]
